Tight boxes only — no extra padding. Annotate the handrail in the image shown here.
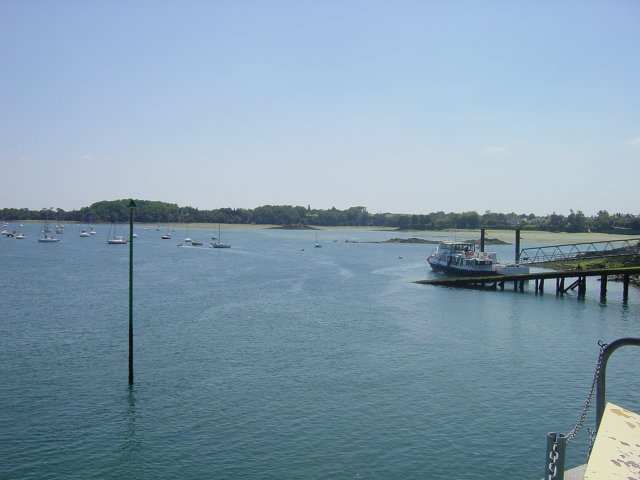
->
[545,337,640,480]
[595,337,640,431]
[519,238,640,264]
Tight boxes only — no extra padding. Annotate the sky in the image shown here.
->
[1,0,639,216]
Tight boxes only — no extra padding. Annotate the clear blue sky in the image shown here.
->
[1,1,638,216]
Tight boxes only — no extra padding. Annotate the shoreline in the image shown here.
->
[8,221,639,244]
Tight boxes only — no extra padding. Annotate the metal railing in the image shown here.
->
[544,337,640,480]
[521,238,640,264]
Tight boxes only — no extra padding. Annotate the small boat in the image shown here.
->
[314,232,322,248]
[427,241,529,276]
[106,223,127,244]
[38,209,60,243]
[79,215,91,237]
[107,235,127,245]
[184,222,192,243]
[14,233,26,240]
[38,235,60,243]
[190,239,203,246]
[210,224,230,248]
[161,232,172,240]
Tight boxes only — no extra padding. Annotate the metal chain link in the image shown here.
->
[565,340,608,443]
[547,439,559,480]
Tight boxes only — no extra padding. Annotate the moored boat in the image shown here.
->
[38,209,60,243]
[107,235,127,245]
[210,224,230,248]
[427,241,529,276]
[106,223,127,244]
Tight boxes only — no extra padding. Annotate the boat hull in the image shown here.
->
[427,258,498,276]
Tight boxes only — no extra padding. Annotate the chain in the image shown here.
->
[587,427,597,454]
[547,438,559,480]
[565,340,608,443]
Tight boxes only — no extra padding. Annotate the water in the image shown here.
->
[1,225,639,479]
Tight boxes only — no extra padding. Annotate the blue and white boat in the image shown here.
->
[427,241,529,276]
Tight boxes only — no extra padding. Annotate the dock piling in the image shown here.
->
[623,274,630,303]
[416,267,640,303]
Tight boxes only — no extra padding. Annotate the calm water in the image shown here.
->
[1,225,639,479]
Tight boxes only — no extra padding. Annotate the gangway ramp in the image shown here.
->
[519,238,640,264]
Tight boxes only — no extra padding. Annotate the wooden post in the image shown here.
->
[600,274,607,301]
[480,228,486,252]
[578,276,586,297]
[623,273,630,303]
[515,228,521,263]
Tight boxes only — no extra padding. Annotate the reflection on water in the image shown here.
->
[1,225,639,479]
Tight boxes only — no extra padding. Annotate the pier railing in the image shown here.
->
[519,238,640,264]
[545,337,640,480]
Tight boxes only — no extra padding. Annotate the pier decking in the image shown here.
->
[416,266,640,302]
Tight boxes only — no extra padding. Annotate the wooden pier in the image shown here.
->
[416,266,640,302]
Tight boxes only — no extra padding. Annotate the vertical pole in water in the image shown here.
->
[515,228,521,263]
[623,273,630,303]
[128,199,136,386]
[480,228,485,252]
[600,274,607,302]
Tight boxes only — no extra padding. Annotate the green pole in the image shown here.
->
[128,199,136,385]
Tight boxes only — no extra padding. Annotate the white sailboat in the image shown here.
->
[54,212,64,234]
[38,209,60,243]
[106,223,127,244]
[210,224,230,248]
[184,222,192,243]
[314,231,322,248]
[79,215,90,237]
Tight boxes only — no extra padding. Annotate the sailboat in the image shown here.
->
[314,231,322,248]
[184,222,192,243]
[38,209,60,243]
[54,211,64,234]
[106,223,127,244]
[79,215,90,237]
[161,218,172,239]
[210,224,230,248]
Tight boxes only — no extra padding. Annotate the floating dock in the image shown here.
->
[416,266,640,302]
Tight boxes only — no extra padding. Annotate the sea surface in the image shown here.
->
[1,224,639,479]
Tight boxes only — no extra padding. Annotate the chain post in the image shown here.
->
[545,432,566,480]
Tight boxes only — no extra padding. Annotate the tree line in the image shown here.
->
[1,200,639,234]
